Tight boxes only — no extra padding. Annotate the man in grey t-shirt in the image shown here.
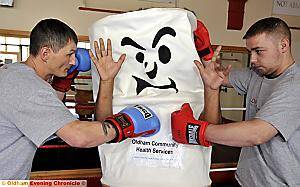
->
[0,19,157,179]
[0,18,123,179]
[172,17,300,186]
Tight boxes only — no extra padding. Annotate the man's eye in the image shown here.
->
[256,50,263,55]
[67,53,74,57]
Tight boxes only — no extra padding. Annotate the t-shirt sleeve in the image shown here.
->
[18,90,77,146]
[229,68,253,95]
[255,79,300,141]
[3,75,77,147]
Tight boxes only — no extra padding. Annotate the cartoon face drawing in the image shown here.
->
[121,27,179,95]
[90,8,201,101]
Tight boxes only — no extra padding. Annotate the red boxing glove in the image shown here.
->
[171,103,211,147]
[51,69,79,92]
[194,20,214,61]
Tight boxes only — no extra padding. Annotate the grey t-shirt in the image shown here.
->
[229,63,300,187]
[0,63,77,179]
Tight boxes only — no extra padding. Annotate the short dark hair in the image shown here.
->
[29,18,78,56]
[243,17,291,45]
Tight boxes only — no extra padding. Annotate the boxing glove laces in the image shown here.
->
[171,103,211,147]
[105,105,161,143]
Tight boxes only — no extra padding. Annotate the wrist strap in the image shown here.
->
[199,121,211,147]
[104,113,134,143]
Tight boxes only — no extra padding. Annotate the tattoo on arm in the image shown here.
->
[102,122,112,136]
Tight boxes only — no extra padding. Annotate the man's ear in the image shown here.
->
[280,38,289,53]
[40,46,51,62]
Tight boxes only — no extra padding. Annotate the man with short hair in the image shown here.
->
[173,17,300,186]
[0,18,159,179]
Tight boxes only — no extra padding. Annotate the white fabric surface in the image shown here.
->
[90,8,212,187]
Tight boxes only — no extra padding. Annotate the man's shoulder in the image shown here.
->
[0,63,33,79]
[279,63,300,84]
[293,62,300,75]
[0,63,48,97]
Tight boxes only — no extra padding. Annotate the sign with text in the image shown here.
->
[0,0,13,7]
[273,0,300,16]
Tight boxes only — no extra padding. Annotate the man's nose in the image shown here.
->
[250,52,257,63]
[69,54,76,66]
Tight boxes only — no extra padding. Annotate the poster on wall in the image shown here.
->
[272,0,300,16]
[0,0,13,7]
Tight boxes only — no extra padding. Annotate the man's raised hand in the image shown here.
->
[89,38,126,82]
[194,46,231,90]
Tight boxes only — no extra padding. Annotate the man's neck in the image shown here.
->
[24,56,51,81]
[266,57,295,79]
[278,57,295,74]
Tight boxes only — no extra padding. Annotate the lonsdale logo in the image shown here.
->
[134,105,153,120]
[187,124,199,145]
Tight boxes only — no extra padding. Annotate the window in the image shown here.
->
[0,36,28,63]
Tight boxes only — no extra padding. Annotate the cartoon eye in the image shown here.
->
[158,45,171,64]
[136,52,144,63]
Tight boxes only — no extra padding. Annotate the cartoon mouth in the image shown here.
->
[132,76,178,95]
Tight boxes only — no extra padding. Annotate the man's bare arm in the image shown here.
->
[56,120,116,148]
[95,80,114,121]
[89,38,125,122]
[205,119,278,147]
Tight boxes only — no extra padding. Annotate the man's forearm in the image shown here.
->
[57,120,116,148]
[204,87,222,124]
[95,80,114,122]
[205,119,278,147]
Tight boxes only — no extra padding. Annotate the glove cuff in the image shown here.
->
[199,121,211,147]
[197,48,214,61]
[105,113,134,143]
[51,70,79,92]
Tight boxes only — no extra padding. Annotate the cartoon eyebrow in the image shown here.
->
[121,37,146,50]
[152,27,176,48]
